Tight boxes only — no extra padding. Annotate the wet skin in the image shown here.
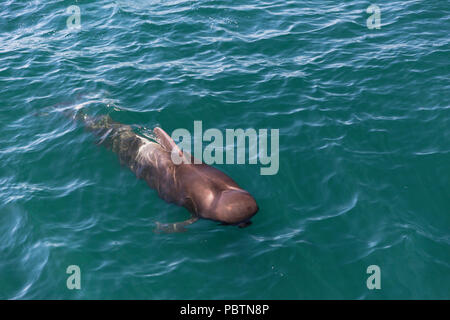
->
[82,114,259,232]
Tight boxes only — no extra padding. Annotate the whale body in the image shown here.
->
[79,114,259,232]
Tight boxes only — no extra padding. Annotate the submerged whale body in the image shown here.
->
[79,113,258,232]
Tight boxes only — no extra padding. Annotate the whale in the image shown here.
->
[77,113,259,232]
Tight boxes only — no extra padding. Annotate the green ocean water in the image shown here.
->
[0,0,449,299]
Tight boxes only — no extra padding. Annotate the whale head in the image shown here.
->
[211,188,259,226]
[152,126,259,228]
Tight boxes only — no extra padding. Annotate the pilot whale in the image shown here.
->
[77,113,259,232]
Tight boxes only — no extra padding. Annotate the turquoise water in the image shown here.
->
[1,0,449,299]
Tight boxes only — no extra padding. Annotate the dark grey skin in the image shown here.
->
[80,113,259,232]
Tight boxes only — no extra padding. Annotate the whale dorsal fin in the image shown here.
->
[153,127,179,152]
[153,127,196,164]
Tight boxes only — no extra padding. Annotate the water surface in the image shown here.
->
[0,0,449,299]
